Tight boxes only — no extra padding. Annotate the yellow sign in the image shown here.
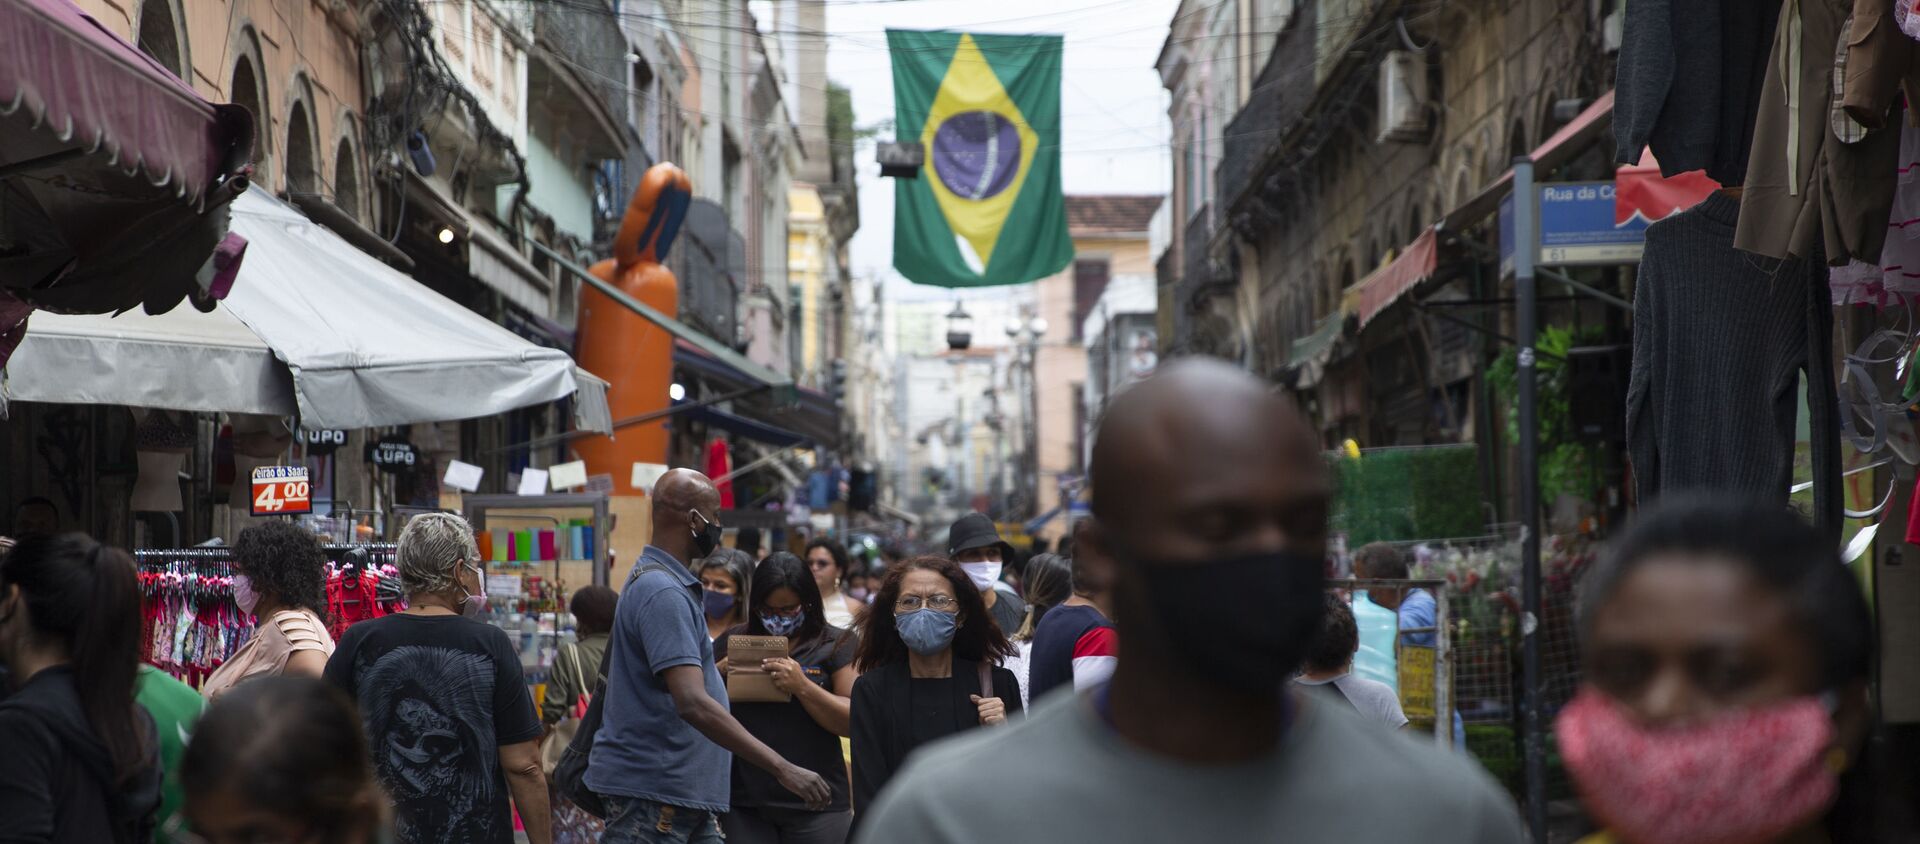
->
[1398,645,1436,721]
[995,523,1034,548]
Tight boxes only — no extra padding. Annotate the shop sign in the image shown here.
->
[301,428,348,455]
[1397,644,1437,721]
[250,465,313,516]
[365,436,417,472]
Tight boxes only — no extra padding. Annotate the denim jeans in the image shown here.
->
[603,796,726,844]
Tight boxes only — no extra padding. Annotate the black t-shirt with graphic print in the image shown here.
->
[323,613,542,844]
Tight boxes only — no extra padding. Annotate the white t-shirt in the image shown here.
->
[1002,639,1035,709]
[1292,673,1410,731]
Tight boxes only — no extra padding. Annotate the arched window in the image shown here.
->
[285,101,317,195]
[333,138,361,220]
[230,56,267,172]
[135,1,184,78]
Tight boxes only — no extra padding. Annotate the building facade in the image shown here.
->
[1028,195,1162,543]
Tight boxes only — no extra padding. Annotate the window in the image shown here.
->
[1073,258,1110,341]
[135,1,184,78]
[285,101,317,195]
[230,57,267,173]
[333,139,360,220]
[631,58,657,154]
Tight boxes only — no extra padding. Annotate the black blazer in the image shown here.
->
[849,657,1022,814]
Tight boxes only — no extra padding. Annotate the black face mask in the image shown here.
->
[1126,548,1326,694]
[691,511,722,558]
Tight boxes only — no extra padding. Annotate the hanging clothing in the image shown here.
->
[1842,0,1920,130]
[199,608,334,702]
[1737,0,1907,264]
[1831,121,1920,303]
[326,570,392,640]
[1627,192,1842,535]
[1613,0,1784,185]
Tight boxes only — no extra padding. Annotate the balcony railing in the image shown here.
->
[671,198,742,347]
[533,1,628,134]
[1218,0,1320,216]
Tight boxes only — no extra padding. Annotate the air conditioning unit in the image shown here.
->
[1376,50,1430,144]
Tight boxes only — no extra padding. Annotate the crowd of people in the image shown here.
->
[0,359,1914,842]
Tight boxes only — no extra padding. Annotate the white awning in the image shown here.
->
[3,188,611,433]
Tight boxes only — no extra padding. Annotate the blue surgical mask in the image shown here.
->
[761,611,805,637]
[703,590,736,620]
[895,607,958,655]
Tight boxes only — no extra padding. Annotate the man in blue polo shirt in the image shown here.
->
[589,469,829,843]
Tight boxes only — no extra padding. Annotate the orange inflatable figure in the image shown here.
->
[574,162,692,493]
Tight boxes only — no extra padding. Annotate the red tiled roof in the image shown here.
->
[1066,194,1163,235]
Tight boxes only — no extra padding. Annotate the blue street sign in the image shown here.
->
[1536,181,1647,266]
[1500,181,1648,274]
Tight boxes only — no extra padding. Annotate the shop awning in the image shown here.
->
[673,341,839,448]
[1345,90,1617,328]
[670,398,811,448]
[531,241,795,400]
[1347,230,1439,328]
[1443,89,1616,232]
[3,188,612,432]
[0,0,253,314]
[1285,310,1346,388]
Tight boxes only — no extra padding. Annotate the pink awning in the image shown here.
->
[1349,228,1440,328]
[1443,90,1616,232]
[0,0,253,319]
[0,0,251,208]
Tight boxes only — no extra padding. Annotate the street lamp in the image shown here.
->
[1004,314,1048,521]
[946,302,973,351]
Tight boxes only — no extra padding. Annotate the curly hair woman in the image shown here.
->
[200,520,333,701]
[848,556,1018,817]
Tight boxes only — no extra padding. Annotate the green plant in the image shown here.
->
[1485,325,1603,504]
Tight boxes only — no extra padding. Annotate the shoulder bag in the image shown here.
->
[553,562,667,818]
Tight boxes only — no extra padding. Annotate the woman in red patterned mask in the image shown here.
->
[1558,496,1909,844]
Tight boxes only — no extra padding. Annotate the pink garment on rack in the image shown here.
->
[1833,121,1920,305]
[1899,0,1920,43]
[1909,475,1920,545]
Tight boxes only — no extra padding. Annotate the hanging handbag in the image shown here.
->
[541,643,593,774]
[553,562,667,819]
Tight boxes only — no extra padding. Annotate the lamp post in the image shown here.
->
[946,302,974,351]
[1006,314,1049,520]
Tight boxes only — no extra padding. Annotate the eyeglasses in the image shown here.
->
[763,604,803,617]
[895,594,958,613]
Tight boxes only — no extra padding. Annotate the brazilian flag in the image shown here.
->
[889,30,1073,288]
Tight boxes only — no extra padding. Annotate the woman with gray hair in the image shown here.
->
[321,513,553,844]
[699,547,755,643]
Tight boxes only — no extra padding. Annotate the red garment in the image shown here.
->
[325,571,388,640]
[705,437,735,509]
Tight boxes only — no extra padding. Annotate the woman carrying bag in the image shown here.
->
[543,586,618,842]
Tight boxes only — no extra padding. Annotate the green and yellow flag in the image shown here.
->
[889,30,1073,287]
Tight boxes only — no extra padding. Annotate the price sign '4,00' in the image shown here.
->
[250,466,313,516]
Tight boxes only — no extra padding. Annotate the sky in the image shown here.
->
[822,0,1180,303]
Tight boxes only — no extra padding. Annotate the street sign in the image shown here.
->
[1536,181,1648,265]
[250,465,313,516]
